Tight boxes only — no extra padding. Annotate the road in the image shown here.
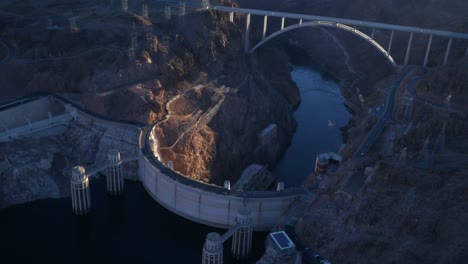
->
[353,66,412,157]
[0,37,15,64]
[406,76,468,114]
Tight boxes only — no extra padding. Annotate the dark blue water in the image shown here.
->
[0,178,267,263]
[0,66,348,262]
[274,66,351,187]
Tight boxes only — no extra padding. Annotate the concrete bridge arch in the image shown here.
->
[248,20,397,68]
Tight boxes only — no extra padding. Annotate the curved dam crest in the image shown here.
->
[0,94,316,231]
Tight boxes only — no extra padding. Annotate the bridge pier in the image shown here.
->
[231,207,253,260]
[263,15,268,40]
[106,149,124,195]
[299,19,303,25]
[281,17,285,30]
[229,12,233,22]
[404,32,414,65]
[70,166,91,215]
[388,30,394,54]
[202,232,223,264]
[244,14,251,53]
[423,35,433,67]
[443,37,452,65]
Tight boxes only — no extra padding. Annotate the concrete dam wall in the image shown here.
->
[1,94,312,230]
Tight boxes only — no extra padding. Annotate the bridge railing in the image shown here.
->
[209,5,468,40]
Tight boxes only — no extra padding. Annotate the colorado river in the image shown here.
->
[274,66,351,187]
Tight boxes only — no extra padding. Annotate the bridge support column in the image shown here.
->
[371,28,375,39]
[231,207,253,260]
[388,30,394,54]
[263,15,268,40]
[229,12,233,23]
[281,17,285,30]
[443,37,453,65]
[299,19,303,25]
[244,14,251,53]
[70,166,91,215]
[423,35,433,67]
[404,32,414,65]
[202,232,223,264]
[106,149,124,195]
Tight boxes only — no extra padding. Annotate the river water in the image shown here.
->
[0,66,349,263]
[274,66,351,187]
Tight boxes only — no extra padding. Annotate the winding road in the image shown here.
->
[353,66,412,157]
[0,37,15,64]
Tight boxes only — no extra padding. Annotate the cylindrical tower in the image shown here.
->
[70,166,91,215]
[315,155,329,175]
[231,207,253,260]
[202,232,223,264]
[223,180,231,190]
[106,149,124,195]
[276,182,285,191]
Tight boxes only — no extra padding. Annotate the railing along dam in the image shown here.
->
[0,94,315,231]
[140,127,316,230]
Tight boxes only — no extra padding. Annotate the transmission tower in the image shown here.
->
[178,1,186,24]
[201,0,210,9]
[128,23,137,61]
[162,35,170,50]
[145,26,153,48]
[132,22,137,48]
[164,5,172,21]
[142,1,149,19]
[355,86,365,104]
[397,147,408,166]
[128,46,135,61]
[432,121,447,158]
[69,17,78,32]
[122,0,128,13]
[417,136,431,168]
[46,17,52,30]
[402,97,413,123]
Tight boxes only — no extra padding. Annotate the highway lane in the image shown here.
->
[353,66,412,157]
[0,37,15,64]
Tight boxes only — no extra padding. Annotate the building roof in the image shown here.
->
[270,231,295,250]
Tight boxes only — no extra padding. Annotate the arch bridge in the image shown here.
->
[209,5,468,67]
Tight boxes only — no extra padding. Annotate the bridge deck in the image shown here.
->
[210,5,468,39]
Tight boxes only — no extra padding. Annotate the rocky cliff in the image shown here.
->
[0,0,299,185]
[232,0,468,263]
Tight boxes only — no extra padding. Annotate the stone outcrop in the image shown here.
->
[0,116,141,209]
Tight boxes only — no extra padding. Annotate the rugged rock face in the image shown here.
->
[296,163,468,264]
[0,117,141,208]
[0,0,299,185]
[231,0,468,263]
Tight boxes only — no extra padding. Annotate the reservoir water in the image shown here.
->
[0,66,349,263]
[0,178,267,263]
[274,66,351,187]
